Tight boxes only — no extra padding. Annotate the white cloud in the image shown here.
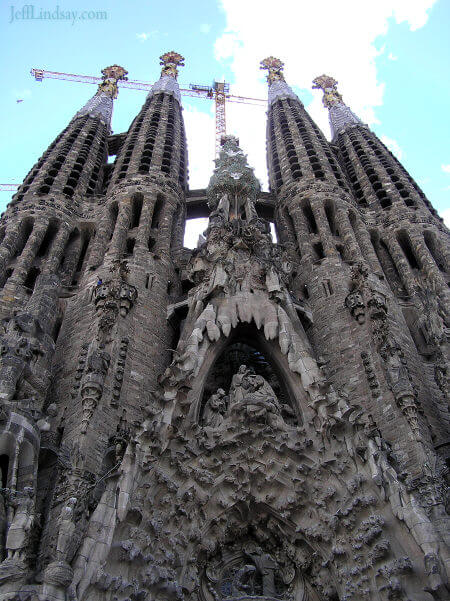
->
[441,164,450,174]
[388,53,398,61]
[381,135,404,159]
[209,0,436,189]
[200,23,212,34]
[136,31,158,42]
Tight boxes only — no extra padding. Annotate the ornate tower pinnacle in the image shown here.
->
[75,64,128,125]
[260,56,285,85]
[97,65,128,99]
[312,74,343,108]
[312,73,361,139]
[207,135,261,222]
[159,51,185,79]
[260,56,298,106]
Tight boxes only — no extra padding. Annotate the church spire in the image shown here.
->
[312,74,362,140]
[147,51,185,104]
[11,64,128,204]
[260,56,299,106]
[262,58,350,194]
[108,51,187,189]
[74,64,128,125]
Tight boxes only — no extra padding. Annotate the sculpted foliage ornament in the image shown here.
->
[160,51,185,78]
[97,65,128,99]
[312,75,344,109]
[260,57,286,85]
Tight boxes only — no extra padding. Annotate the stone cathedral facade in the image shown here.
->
[0,50,448,601]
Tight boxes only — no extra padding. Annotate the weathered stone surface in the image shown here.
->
[0,53,447,601]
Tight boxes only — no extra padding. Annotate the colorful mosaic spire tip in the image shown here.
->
[312,74,344,109]
[260,56,285,85]
[159,51,185,79]
[97,65,128,99]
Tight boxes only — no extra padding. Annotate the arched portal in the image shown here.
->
[191,324,307,426]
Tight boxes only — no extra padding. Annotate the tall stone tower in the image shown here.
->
[0,52,448,601]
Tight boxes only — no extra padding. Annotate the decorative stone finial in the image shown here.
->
[260,57,285,85]
[312,74,362,139]
[159,51,185,79]
[312,74,343,109]
[207,135,261,223]
[97,65,128,99]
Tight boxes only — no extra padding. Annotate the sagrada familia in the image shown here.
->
[0,51,448,601]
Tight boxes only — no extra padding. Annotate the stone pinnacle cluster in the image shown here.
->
[0,51,448,601]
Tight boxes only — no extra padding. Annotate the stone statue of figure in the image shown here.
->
[244,375,282,417]
[56,496,77,561]
[203,388,227,428]
[232,564,256,596]
[5,487,34,560]
[228,364,254,412]
[210,193,230,222]
[228,366,286,428]
[244,546,278,597]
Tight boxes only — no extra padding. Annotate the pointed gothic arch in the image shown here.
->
[187,323,308,426]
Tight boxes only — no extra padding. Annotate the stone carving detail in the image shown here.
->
[204,540,293,600]
[260,57,286,84]
[4,487,34,562]
[160,137,325,434]
[345,265,421,439]
[55,496,77,561]
[312,74,343,108]
[111,337,129,407]
[0,312,54,406]
[94,260,137,342]
[80,346,111,434]
[201,366,294,440]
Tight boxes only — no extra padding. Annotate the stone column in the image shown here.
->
[9,223,48,286]
[0,226,21,284]
[335,205,361,262]
[43,224,71,275]
[311,201,337,257]
[136,192,158,250]
[384,236,417,296]
[108,198,132,262]
[290,205,314,263]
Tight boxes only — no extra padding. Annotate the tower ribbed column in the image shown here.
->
[313,74,449,302]
[264,59,442,488]
[312,73,450,470]
[0,66,127,311]
[12,66,127,203]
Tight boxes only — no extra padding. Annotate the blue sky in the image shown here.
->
[1,0,449,235]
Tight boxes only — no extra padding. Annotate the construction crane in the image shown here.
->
[30,68,267,156]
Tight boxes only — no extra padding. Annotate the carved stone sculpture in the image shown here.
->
[4,487,34,561]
